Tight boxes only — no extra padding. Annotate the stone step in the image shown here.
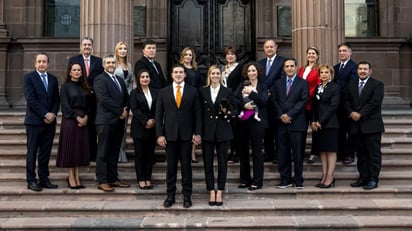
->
[1,127,411,140]
[1,158,412,173]
[1,215,412,230]
[0,182,411,201]
[1,136,411,149]
[0,198,411,218]
[0,170,410,187]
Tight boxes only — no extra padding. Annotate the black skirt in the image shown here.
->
[56,111,90,168]
[313,128,338,153]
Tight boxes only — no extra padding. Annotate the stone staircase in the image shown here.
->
[0,109,412,230]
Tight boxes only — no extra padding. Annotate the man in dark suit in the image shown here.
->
[258,39,285,163]
[333,42,358,164]
[23,52,60,191]
[67,37,104,162]
[156,64,202,208]
[94,54,130,192]
[271,58,308,189]
[345,61,384,190]
[135,39,168,90]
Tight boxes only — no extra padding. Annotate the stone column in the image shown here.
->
[80,0,133,60]
[0,0,8,108]
[292,0,344,66]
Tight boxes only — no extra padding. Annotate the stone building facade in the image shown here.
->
[0,0,411,109]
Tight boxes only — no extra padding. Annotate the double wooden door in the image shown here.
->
[168,0,255,78]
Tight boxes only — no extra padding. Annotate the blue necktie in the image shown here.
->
[112,75,122,92]
[40,74,48,92]
[359,81,365,96]
[286,79,292,95]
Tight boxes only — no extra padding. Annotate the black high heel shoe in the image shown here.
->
[67,177,78,189]
[215,190,223,206]
[209,191,216,206]
[319,179,335,188]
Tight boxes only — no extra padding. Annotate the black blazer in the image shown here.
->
[130,88,159,139]
[93,72,130,125]
[134,56,167,89]
[234,81,269,128]
[271,76,309,131]
[199,86,236,142]
[345,77,385,134]
[311,81,340,129]
[23,71,60,125]
[333,59,358,101]
[222,63,243,92]
[156,84,202,141]
[67,54,104,89]
[258,55,286,89]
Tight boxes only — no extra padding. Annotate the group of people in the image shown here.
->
[23,37,384,208]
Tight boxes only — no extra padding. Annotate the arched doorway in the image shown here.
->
[168,0,255,80]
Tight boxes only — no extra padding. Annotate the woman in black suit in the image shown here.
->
[221,46,243,164]
[310,64,340,188]
[234,62,268,190]
[130,69,158,190]
[199,65,237,206]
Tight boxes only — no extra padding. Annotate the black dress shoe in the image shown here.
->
[27,182,42,192]
[363,180,378,190]
[238,183,251,188]
[183,199,192,208]
[39,180,58,189]
[248,185,262,191]
[307,155,318,164]
[163,196,175,208]
[350,180,367,187]
[343,156,354,165]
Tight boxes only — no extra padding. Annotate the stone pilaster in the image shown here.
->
[291,0,344,66]
[0,0,7,37]
[80,0,133,59]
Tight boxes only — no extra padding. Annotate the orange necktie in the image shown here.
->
[176,85,182,108]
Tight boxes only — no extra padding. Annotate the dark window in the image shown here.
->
[345,0,378,37]
[44,0,80,37]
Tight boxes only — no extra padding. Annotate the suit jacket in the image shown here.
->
[221,63,243,92]
[311,81,340,129]
[134,56,167,89]
[271,76,309,131]
[114,63,134,93]
[67,54,104,89]
[258,55,286,89]
[333,59,358,101]
[130,88,158,139]
[94,72,130,125]
[345,77,385,134]
[199,86,236,142]
[298,66,320,110]
[234,81,269,128]
[156,84,202,141]
[24,71,60,125]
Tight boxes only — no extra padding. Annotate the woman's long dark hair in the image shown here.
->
[66,63,90,92]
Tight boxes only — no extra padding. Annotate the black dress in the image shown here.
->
[56,81,91,168]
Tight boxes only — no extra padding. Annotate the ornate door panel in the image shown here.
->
[169,0,255,78]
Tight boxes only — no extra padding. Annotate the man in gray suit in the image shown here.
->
[94,54,130,192]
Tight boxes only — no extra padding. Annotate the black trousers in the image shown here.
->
[352,132,382,182]
[133,131,156,182]
[95,121,124,183]
[165,138,192,197]
[263,103,276,160]
[202,140,229,191]
[337,105,354,160]
[237,118,265,187]
[276,124,306,185]
[87,93,98,162]
[25,124,55,183]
